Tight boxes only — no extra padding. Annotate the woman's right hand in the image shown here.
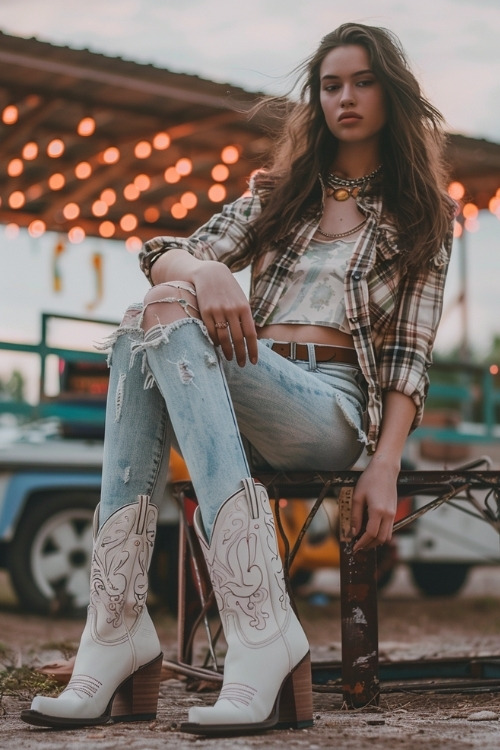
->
[151,249,257,366]
[191,261,258,367]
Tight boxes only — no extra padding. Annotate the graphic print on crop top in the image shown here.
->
[266,237,355,332]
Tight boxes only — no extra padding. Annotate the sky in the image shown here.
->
[0,0,500,396]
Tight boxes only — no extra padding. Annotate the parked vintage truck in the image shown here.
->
[0,430,180,616]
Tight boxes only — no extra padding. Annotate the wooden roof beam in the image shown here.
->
[0,48,255,112]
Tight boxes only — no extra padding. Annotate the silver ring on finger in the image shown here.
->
[215,321,230,329]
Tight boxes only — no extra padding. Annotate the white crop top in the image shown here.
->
[266,237,354,333]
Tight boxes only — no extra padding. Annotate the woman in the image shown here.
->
[22,22,453,736]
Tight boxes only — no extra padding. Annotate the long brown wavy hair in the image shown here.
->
[250,23,452,271]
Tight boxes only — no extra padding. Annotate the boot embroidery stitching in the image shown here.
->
[90,503,156,639]
[206,492,291,644]
[63,674,102,699]
[218,683,257,707]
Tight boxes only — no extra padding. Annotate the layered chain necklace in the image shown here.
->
[325,164,382,201]
[316,164,382,239]
[316,218,367,240]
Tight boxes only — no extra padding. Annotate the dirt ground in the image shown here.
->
[1,565,500,750]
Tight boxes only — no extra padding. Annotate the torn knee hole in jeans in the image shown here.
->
[142,293,200,325]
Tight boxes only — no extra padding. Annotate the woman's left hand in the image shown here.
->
[350,457,399,552]
[350,391,416,553]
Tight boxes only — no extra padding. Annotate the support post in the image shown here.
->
[339,487,380,707]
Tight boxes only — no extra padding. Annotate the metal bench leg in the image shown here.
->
[339,487,380,707]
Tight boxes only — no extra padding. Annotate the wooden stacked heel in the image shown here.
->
[110,653,163,722]
[276,652,314,729]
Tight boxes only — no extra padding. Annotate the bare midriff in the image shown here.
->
[257,323,355,349]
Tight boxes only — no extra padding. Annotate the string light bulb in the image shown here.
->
[488,196,500,216]
[135,141,152,159]
[120,213,138,232]
[2,105,18,125]
[144,206,160,222]
[171,203,188,219]
[22,142,38,160]
[99,221,115,238]
[28,220,46,237]
[462,202,479,219]
[124,183,140,200]
[164,167,180,183]
[101,188,117,205]
[175,158,192,176]
[48,173,65,190]
[181,191,197,209]
[153,132,171,150]
[63,203,80,220]
[208,184,226,202]
[47,139,65,157]
[77,116,96,136]
[448,181,465,201]
[68,226,85,243]
[221,145,239,164]
[75,161,92,179]
[126,236,143,252]
[211,164,229,182]
[134,174,151,191]
[7,159,23,177]
[102,147,120,164]
[9,191,25,209]
[92,200,108,217]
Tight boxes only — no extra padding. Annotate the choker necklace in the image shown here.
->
[326,164,382,201]
[316,218,366,239]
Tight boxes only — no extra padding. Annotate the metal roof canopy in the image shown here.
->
[0,31,499,244]
[0,32,271,242]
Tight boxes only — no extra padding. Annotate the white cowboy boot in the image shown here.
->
[21,495,162,728]
[181,478,313,736]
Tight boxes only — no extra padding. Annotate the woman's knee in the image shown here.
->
[142,282,200,329]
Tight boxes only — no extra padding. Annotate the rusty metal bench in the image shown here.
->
[167,457,500,706]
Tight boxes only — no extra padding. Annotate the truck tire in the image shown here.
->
[8,492,98,617]
[410,562,470,597]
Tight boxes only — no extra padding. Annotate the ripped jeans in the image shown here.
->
[98,302,368,540]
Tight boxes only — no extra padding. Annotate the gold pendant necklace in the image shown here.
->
[326,165,382,201]
[316,218,366,239]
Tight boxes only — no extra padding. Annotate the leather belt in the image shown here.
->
[271,342,359,366]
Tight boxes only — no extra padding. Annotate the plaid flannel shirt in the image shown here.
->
[140,175,453,453]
